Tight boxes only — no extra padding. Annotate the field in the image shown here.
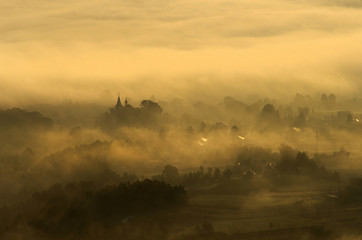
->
[167,179,362,240]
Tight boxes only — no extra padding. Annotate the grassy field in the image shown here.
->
[169,180,362,240]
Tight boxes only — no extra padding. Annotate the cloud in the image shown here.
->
[1,0,362,104]
[311,0,362,8]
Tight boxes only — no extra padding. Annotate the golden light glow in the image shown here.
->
[1,0,362,104]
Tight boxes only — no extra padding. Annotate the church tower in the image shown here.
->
[115,93,123,109]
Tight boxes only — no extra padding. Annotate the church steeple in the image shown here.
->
[115,93,122,108]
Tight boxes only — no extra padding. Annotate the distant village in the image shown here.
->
[93,93,362,138]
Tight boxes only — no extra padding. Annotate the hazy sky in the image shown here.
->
[1,0,362,104]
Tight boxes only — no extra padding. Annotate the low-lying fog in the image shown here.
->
[2,0,362,239]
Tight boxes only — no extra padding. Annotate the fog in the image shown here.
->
[1,0,362,105]
[2,0,362,239]
[1,94,362,238]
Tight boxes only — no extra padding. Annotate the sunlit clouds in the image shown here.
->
[1,0,362,104]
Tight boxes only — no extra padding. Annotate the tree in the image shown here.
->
[295,112,307,128]
[214,168,221,179]
[162,165,180,184]
[140,100,163,114]
[222,168,232,181]
[260,104,281,125]
[321,93,328,108]
[262,104,276,115]
[277,144,297,174]
[328,93,336,107]
[321,93,328,102]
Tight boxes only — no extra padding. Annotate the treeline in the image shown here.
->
[0,179,187,239]
[0,108,53,153]
[153,165,232,187]
[233,145,341,183]
[0,108,53,130]
[153,145,340,189]
[99,99,163,130]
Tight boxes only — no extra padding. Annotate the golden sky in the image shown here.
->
[1,0,362,104]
